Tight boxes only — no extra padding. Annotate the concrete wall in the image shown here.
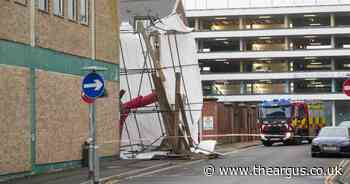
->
[335,100,350,126]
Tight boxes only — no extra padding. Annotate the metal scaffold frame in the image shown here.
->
[119,20,203,156]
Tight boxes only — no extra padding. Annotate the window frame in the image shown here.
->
[79,0,89,25]
[53,0,64,17]
[68,0,77,21]
[38,0,49,12]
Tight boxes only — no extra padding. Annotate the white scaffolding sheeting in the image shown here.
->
[153,13,193,33]
[120,32,162,150]
[120,30,203,154]
[120,0,177,24]
[160,33,202,144]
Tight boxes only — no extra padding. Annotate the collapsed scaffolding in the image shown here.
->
[119,0,211,159]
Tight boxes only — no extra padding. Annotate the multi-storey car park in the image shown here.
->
[183,0,350,126]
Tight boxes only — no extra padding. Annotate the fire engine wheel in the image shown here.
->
[293,138,303,145]
[262,141,272,147]
[306,138,313,144]
[282,140,294,145]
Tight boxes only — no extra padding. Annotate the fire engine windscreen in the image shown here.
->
[261,105,292,120]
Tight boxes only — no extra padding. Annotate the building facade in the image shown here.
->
[0,0,119,178]
[184,0,350,126]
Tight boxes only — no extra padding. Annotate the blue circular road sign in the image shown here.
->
[82,72,105,99]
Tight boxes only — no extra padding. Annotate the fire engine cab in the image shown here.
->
[258,99,326,146]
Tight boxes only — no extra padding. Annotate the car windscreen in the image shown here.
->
[318,128,349,138]
[339,121,350,127]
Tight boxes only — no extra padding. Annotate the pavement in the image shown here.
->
[0,141,260,184]
[1,159,172,184]
[215,140,261,153]
[333,159,350,184]
[115,143,349,184]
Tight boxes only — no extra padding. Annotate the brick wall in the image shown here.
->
[95,0,119,64]
[0,0,31,44]
[221,104,234,143]
[202,99,259,144]
[36,0,91,59]
[0,0,120,64]
[202,98,219,140]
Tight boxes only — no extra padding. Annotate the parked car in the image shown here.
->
[339,121,350,128]
[311,127,350,157]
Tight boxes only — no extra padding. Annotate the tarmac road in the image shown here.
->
[117,143,346,184]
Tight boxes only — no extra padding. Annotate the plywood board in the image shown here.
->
[96,81,120,157]
[0,65,31,174]
[36,70,119,164]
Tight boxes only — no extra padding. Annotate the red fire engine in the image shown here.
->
[258,99,326,146]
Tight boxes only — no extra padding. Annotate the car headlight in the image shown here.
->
[312,140,320,145]
[281,120,287,124]
[285,132,292,138]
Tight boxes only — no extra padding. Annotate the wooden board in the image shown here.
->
[151,73,175,151]
[36,70,119,164]
[173,73,181,153]
[139,23,166,81]
[96,81,120,157]
[0,65,31,174]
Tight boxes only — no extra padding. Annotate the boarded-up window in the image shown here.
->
[68,0,77,20]
[38,0,48,11]
[53,0,63,16]
[79,0,89,24]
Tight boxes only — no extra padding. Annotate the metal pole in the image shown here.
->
[92,103,100,184]
[81,67,106,184]
[88,104,94,179]
[30,0,36,47]
[332,101,336,127]
[89,102,100,184]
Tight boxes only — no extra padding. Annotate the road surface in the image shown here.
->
[117,143,346,184]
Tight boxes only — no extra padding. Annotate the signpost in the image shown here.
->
[343,79,350,97]
[81,67,106,184]
[82,72,105,99]
[81,92,95,104]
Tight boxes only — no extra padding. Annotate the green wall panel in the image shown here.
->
[0,40,119,81]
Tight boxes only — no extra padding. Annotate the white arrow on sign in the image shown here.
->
[84,80,103,91]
